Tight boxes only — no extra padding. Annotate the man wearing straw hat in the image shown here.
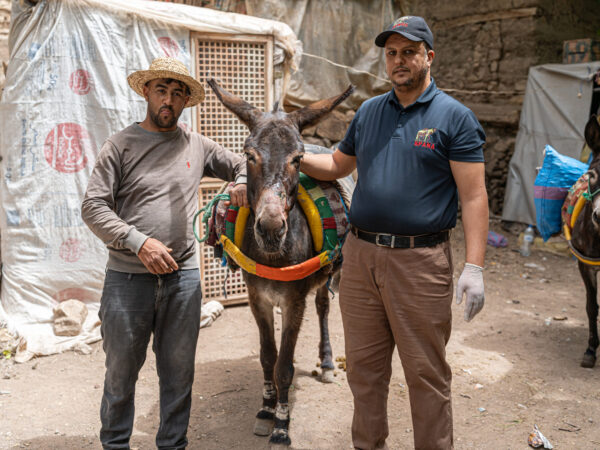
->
[82,57,247,449]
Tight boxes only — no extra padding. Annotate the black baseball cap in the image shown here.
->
[375,16,434,49]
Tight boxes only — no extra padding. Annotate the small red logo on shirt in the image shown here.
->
[414,128,437,150]
[186,161,191,168]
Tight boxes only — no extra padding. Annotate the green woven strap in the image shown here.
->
[299,172,339,251]
[225,206,239,243]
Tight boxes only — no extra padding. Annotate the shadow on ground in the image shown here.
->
[10,355,304,450]
[136,355,301,449]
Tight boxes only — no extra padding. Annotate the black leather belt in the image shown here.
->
[351,226,449,249]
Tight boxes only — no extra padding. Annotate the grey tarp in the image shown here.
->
[502,62,600,225]
[245,0,401,109]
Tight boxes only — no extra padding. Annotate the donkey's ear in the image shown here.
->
[206,78,263,130]
[288,85,355,131]
[585,115,600,155]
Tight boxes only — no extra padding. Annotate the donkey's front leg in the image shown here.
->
[270,298,306,447]
[248,296,278,436]
[579,263,599,368]
[315,284,335,382]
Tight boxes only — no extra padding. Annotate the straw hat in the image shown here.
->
[127,57,205,107]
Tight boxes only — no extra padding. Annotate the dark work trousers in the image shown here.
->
[99,269,202,450]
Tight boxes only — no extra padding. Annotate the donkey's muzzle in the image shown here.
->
[255,205,287,252]
[256,215,285,237]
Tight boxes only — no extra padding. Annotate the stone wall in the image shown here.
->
[416,0,600,215]
[535,0,600,64]
[425,3,537,216]
[301,0,600,216]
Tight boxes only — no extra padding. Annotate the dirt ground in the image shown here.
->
[1,219,600,450]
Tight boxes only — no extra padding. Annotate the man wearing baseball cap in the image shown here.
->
[82,57,247,449]
[301,16,488,449]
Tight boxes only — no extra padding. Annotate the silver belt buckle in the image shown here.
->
[376,233,395,247]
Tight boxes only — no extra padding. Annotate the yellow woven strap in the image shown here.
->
[220,234,257,274]
[219,234,337,281]
[234,207,250,248]
[564,219,600,266]
[563,224,572,241]
[296,184,324,252]
[570,195,587,229]
[566,238,600,266]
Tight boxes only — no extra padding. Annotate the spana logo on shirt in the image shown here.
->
[414,128,437,150]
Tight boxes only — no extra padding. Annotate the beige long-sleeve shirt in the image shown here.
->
[81,123,246,273]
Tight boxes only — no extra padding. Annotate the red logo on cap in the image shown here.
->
[392,16,411,28]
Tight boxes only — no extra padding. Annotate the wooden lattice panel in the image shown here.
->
[193,33,273,154]
[198,182,248,305]
[193,33,273,305]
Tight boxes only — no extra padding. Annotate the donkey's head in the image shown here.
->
[207,79,353,253]
[585,115,600,226]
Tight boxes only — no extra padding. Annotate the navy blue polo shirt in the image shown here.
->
[339,79,485,235]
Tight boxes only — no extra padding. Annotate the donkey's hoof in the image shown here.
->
[269,428,291,447]
[321,368,335,383]
[254,417,273,436]
[581,351,596,368]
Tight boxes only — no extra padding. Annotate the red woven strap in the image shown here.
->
[322,217,337,230]
[226,209,238,223]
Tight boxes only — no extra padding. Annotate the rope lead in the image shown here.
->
[193,193,231,243]
[583,179,600,202]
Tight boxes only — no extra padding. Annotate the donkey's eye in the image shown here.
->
[245,152,256,163]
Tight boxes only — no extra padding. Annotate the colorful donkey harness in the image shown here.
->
[195,173,351,281]
[562,171,600,265]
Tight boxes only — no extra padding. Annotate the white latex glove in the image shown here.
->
[455,263,485,322]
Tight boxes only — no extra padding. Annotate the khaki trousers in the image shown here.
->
[339,233,454,450]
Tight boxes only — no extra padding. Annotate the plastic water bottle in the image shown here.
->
[520,225,534,257]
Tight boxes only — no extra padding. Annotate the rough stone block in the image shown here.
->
[303,135,331,148]
[53,299,88,337]
[315,111,348,143]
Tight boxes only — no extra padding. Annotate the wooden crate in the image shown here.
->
[562,38,600,64]
[192,32,273,305]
